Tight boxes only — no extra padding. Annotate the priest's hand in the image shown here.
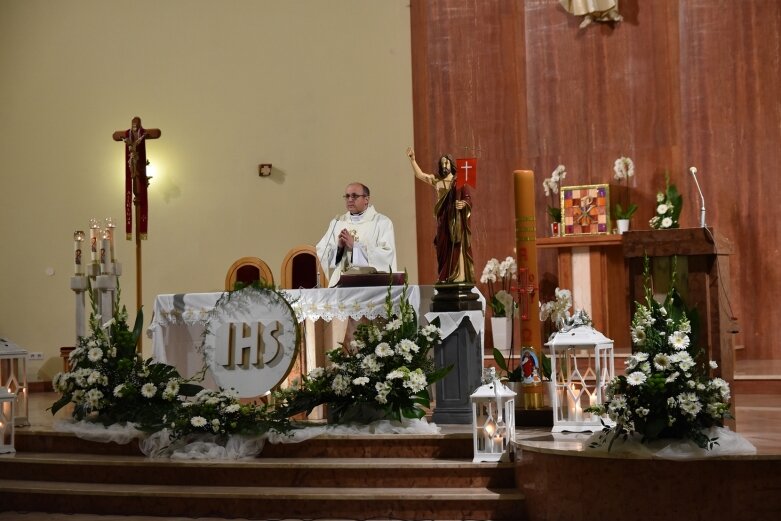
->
[456,199,467,210]
[338,228,354,249]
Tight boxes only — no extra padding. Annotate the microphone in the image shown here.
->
[689,166,706,228]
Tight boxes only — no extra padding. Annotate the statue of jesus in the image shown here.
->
[406,147,475,284]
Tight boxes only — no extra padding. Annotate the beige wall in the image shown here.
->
[0,0,417,380]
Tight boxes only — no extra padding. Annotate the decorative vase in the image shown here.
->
[616,219,630,234]
[550,222,560,237]
[491,316,513,357]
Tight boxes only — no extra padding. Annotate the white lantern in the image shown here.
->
[471,368,516,462]
[545,312,614,433]
[0,337,29,427]
[0,386,15,454]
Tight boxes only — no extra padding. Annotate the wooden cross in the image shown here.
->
[112,117,161,334]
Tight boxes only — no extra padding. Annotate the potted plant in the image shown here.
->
[480,257,518,358]
[542,165,567,236]
[613,156,636,233]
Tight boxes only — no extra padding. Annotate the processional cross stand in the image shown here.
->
[112,117,161,349]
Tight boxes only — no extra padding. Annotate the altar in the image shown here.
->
[147,285,485,406]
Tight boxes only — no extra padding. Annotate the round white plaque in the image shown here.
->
[201,286,299,398]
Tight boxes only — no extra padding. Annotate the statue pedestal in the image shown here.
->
[430,283,482,312]
[425,311,483,424]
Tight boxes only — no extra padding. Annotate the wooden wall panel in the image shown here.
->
[410,0,527,285]
[411,0,781,361]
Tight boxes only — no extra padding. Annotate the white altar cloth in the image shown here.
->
[147,286,422,379]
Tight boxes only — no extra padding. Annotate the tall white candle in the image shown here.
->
[100,230,111,274]
[73,230,85,275]
[89,218,100,263]
[104,217,116,262]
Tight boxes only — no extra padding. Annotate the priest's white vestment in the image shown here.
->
[316,205,397,287]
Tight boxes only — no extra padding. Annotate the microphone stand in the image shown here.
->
[689,167,706,228]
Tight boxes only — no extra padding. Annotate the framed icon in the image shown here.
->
[560,184,611,235]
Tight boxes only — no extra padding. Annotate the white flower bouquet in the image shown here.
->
[649,173,683,229]
[272,284,447,423]
[588,259,731,450]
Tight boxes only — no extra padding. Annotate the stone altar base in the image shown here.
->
[431,317,483,425]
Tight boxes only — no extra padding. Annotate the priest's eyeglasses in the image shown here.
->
[343,193,367,200]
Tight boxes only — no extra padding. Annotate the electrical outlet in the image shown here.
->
[28,352,44,361]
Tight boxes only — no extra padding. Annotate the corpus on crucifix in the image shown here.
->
[112,117,161,326]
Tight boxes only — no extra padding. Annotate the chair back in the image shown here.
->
[280,245,327,289]
[225,257,274,290]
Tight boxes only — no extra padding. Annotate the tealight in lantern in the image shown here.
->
[545,311,614,433]
[0,386,15,454]
[471,368,516,462]
[0,338,29,427]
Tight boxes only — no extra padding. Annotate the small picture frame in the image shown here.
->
[560,184,611,235]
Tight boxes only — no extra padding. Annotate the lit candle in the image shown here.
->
[100,230,111,274]
[493,434,504,452]
[73,230,85,275]
[89,218,100,263]
[575,402,583,422]
[104,217,116,262]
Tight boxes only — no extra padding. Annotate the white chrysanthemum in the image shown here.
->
[87,370,103,386]
[87,347,103,362]
[667,396,677,408]
[687,380,697,389]
[656,203,669,215]
[190,416,207,428]
[349,339,366,351]
[361,354,381,374]
[627,371,647,386]
[679,318,692,334]
[634,352,649,362]
[141,383,157,398]
[635,407,650,417]
[421,323,441,341]
[668,331,690,350]
[224,404,241,414]
[206,397,220,405]
[375,381,391,404]
[649,216,660,228]
[85,388,103,409]
[386,369,405,380]
[653,353,671,371]
[666,371,680,383]
[52,373,66,392]
[679,399,702,418]
[709,377,731,400]
[709,360,718,369]
[331,374,351,396]
[661,217,673,228]
[640,362,651,374]
[631,327,646,346]
[375,342,394,358]
[113,384,125,398]
[353,376,370,386]
[308,367,325,379]
[403,369,428,393]
[385,319,402,331]
[165,380,180,395]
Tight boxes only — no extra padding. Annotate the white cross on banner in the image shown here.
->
[456,158,477,189]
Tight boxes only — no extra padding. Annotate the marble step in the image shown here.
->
[0,480,527,521]
[15,430,476,459]
[0,452,515,488]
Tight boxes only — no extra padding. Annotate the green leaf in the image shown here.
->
[493,348,509,372]
[131,307,144,346]
[49,394,71,416]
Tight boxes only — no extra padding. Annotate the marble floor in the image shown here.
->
[2,391,780,521]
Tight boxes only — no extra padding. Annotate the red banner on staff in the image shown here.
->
[456,158,477,189]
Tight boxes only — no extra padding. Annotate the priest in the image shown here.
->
[316,182,397,287]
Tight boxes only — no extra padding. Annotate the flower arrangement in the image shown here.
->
[272,284,448,423]
[649,173,683,229]
[588,259,731,450]
[480,256,518,318]
[542,165,567,222]
[612,156,637,220]
[166,388,287,441]
[50,289,203,430]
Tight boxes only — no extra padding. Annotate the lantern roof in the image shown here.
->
[0,338,28,357]
[545,324,613,347]
[470,379,517,399]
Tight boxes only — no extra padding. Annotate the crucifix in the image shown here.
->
[112,116,161,334]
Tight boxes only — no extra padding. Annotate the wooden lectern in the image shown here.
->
[622,228,737,389]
